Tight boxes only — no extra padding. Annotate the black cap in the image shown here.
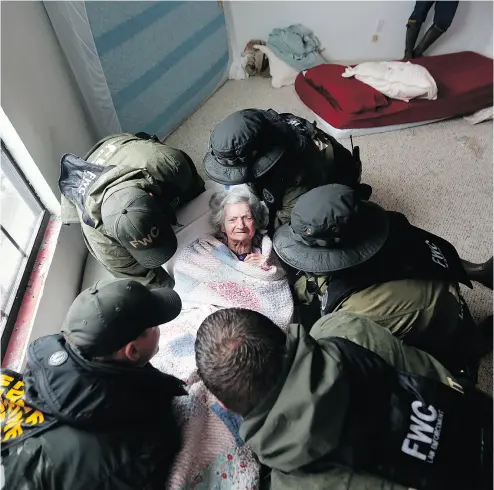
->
[273,184,390,273]
[101,187,177,268]
[61,279,182,357]
[203,109,285,185]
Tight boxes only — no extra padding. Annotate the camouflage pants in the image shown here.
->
[294,276,469,368]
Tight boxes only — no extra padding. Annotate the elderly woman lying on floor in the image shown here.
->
[152,186,294,489]
[170,185,294,328]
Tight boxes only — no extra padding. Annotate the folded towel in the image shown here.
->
[268,24,325,72]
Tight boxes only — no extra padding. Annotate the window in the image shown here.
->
[1,143,49,356]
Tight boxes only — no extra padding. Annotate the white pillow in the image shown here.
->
[253,44,298,89]
[342,61,438,102]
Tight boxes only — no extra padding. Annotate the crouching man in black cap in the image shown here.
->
[203,109,371,232]
[273,184,493,373]
[196,308,492,490]
[1,279,185,490]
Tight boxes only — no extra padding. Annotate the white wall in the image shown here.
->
[224,1,493,65]
[1,1,97,198]
[1,1,97,348]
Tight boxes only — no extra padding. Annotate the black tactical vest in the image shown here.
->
[306,337,492,490]
[253,111,362,232]
[321,211,472,315]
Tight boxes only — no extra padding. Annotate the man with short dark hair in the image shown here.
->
[1,279,186,490]
[196,308,492,490]
[195,308,286,415]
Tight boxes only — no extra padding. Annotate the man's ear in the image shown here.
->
[123,341,140,363]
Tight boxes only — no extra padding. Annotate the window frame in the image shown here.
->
[1,142,50,358]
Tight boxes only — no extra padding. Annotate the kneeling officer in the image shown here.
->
[59,132,204,288]
[273,184,493,372]
[203,108,371,232]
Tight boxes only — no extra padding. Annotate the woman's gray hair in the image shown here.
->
[209,185,269,233]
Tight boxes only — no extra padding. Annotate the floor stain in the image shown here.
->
[456,135,486,159]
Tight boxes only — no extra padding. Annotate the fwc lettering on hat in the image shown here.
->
[101,187,178,268]
[129,225,160,249]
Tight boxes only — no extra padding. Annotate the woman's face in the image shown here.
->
[222,202,256,241]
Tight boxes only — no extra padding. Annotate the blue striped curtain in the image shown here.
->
[85,1,229,137]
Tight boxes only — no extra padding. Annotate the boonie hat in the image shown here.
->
[61,279,182,357]
[203,109,285,185]
[273,184,390,273]
[101,187,177,268]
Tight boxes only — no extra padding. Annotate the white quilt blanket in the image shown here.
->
[152,233,293,489]
[173,233,294,328]
[342,61,438,102]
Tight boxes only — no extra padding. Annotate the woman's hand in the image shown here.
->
[244,253,265,266]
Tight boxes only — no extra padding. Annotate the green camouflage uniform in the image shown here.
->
[241,312,489,490]
[61,134,204,288]
[293,276,462,344]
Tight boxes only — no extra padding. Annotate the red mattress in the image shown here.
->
[295,51,493,129]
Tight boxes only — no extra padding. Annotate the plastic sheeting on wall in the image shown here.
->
[44,1,230,139]
[44,1,121,138]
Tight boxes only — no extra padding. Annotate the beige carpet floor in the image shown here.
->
[166,77,493,394]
